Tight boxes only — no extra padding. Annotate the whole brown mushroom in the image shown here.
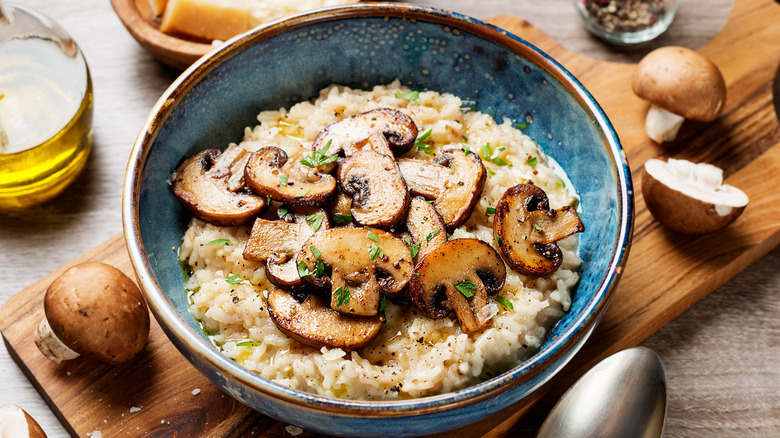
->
[34,262,150,365]
[632,46,726,143]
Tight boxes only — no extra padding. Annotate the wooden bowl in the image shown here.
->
[111,0,371,70]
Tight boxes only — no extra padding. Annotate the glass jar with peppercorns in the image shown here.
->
[573,0,678,45]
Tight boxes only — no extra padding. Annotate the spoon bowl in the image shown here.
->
[538,347,667,438]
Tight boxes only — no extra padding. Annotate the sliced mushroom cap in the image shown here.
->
[398,149,486,230]
[267,288,384,350]
[338,150,409,229]
[244,146,337,206]
[243,207,330,287]
[410,238,506,333]
[297,227,413,316]
[312,108,418,158]
[0,405,47,438]
[642,158,748,234]
[494,183,584,276]
[172,148,267,226]
[405,196,448,265]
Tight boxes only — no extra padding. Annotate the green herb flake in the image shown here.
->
[297,261,312,278]
[334,286,350,306]
[225,274,243,285]
[426,228,441,243]
[495,296,514,310]
[409,242,421,259]
[496,235,502,245]
[413,272,421,277]
[279,174,288,187]
[300,139,338,168]
[310,245,322,258]
[455,280,477,298]
[379,295,387,312]
[461,144,470,155]
[277,207,288,218]
[306,213,324,232]
[394,90,420,101]
[514,122,528,130]
[480,143,493,160]
[236,341,262,347]
[462,135,469,142]
[367,230,379,242]
[534,223,544,232]
[205,239,230,246]
[486,169,496,176]
[331,213,353,225]
[570,199,580,210]
[402,235,412,246]
[527,156,538,169]
[294,190,311,198]
[485,207,496,216]
[415,127,434,154]
[315,260,326,277]
[491,157,510,167]
[368,244,384,261]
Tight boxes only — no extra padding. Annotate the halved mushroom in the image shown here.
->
[494,183,584,276]
[642,158,749,234]
[266,288,384,350]
[0,405,47,438]
[171,147,267,226]
[405,196,448,265]
[244,146,337,206]
[243,207,330,287]
[409,238,506,333]
[338,150,409,229]
[297,227,413,316]
[312,108,418,159]
[397,149,486,230]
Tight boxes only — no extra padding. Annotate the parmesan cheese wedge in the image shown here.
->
[159,0,252,42]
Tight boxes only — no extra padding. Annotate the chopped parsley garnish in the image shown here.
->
[368,244,384,261]
[331,213,353,225]
[425,228,440,243]
[455,280,477,298]
[379,295,387,312]
[277,207,288,218]
[461,144,470,155]
[300,139,338,168]
[527,156,538,169]
[394,90,420,101]
[293,190,311,198]
[409,242,421,258]
[486,169,496,176]
[306,213,324,232]
[314,260,326,277]
[534,223,544,232]
[236,341,262,347]
[205,239,230,246]
[367,230,379,242]
[462,135,469,142]
[279,174,288,187]
[334,286,350,306]
[491,157,510,167]
[480,143,492,160]
[414,127,433,154]
[570,199,580,210]
[297,261,312,278]
[496,235,502,245]
[514,122,528,130]
[495,296,514,310]
[310,245,322,258]
[225,274,243,285]
[485,207,496,216]
[413,272,421,277]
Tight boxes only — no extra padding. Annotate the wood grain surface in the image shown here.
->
[1,0,779,437]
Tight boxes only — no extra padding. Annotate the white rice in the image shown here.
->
[179,81,581,400]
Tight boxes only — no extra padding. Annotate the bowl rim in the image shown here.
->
[123,2,633,416]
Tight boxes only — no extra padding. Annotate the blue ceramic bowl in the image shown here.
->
[123,3,633,436]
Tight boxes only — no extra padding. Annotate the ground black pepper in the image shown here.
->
[582,0,667,33]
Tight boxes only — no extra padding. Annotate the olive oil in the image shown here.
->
[0,36,93,209]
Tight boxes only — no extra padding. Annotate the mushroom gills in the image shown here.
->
[494,183,584,276]
[397,149,486,231]
[266,288,384,350]
[171,148,267,226]
[409,238,506,333]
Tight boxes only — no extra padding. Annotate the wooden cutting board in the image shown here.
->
[2,0,779,436]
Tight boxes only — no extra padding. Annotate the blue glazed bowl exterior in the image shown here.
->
[123,3,633,436]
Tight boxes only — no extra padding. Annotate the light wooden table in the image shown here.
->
[1,0,778,437]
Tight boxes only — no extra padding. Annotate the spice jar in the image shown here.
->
[573,0,678,45]
[0,2,93,209]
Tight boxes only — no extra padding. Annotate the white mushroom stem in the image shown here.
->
[645,105,686,143]
[34,318,80,363]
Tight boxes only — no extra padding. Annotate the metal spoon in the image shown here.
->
[537,347,667,438]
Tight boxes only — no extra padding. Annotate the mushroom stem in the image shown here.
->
[645,104,685,143]
[34,318,80,363]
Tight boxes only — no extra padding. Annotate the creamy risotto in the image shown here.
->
[178,81,582,400]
